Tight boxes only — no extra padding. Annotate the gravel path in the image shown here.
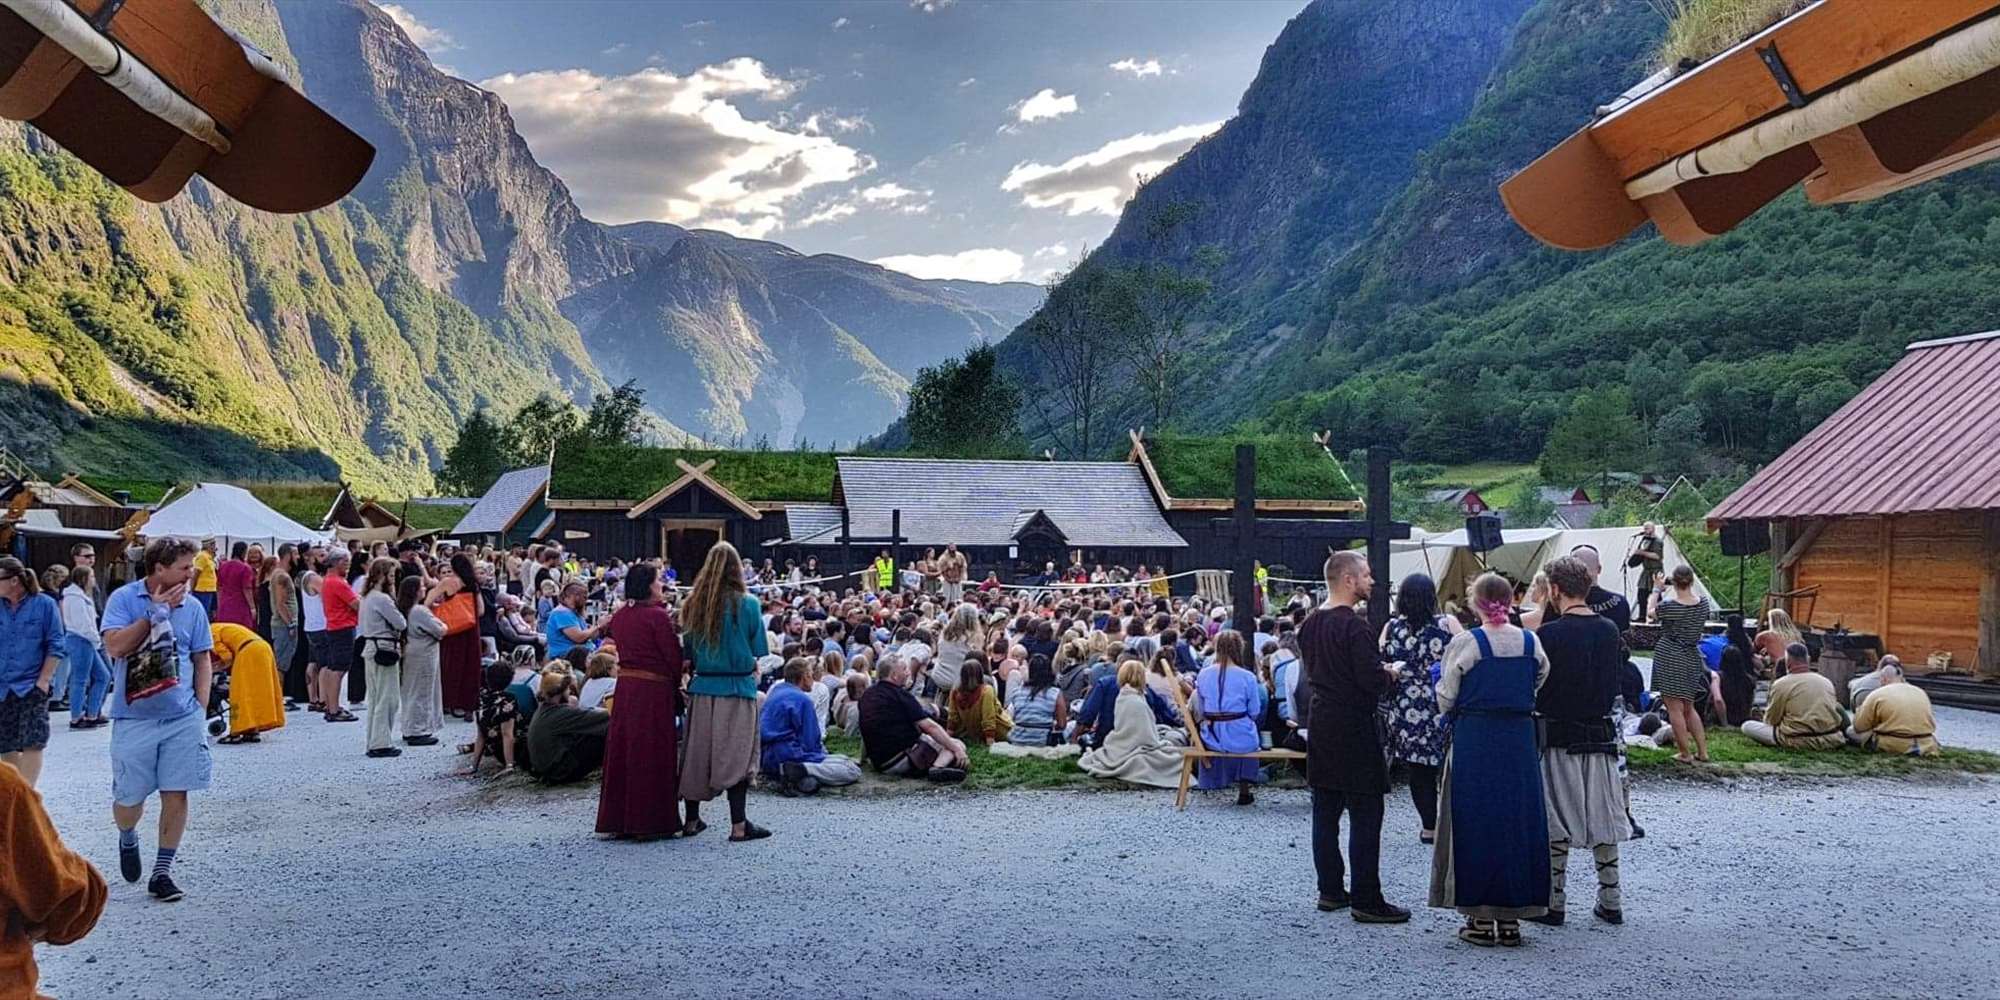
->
[29,708,2000,1000]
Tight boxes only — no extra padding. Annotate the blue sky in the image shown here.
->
[379,0,1305,283]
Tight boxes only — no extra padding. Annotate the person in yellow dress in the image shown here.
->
[208,623,286,743]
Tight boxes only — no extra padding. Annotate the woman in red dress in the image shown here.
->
[430,555,483,719]
[596,561,684,841]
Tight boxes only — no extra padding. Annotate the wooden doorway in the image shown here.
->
[660,519,725,583]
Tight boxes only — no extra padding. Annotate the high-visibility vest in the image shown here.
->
[875,558,895,588]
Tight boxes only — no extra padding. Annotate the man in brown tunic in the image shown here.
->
[1300,550,1408,923]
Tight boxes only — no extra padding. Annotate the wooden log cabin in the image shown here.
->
[1708,331,2000,678]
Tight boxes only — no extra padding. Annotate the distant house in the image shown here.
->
[1424,488,1490,515]
[448,466,552,548]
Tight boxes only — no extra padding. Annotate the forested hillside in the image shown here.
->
[991,0,2000,481]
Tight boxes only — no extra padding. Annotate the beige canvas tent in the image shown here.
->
[1387,525,1713,611]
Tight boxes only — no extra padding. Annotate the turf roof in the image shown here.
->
[552,445,840,502]
[1141,433,1358,502]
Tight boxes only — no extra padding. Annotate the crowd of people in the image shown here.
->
[0,517,1958,991]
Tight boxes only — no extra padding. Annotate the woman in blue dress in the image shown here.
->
[1378,573,1460,844]
[1428,573,1550,947]
[1193,630,1266,805]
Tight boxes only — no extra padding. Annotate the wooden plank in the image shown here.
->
[1498,128,1648,251]
[1981,512,1999,678]
[109,0,266,127]
[1778,518,1828,571]
[1878,516,1893,646]
[1639,143,1821,244]
[1591,0,1999,179]
[1805,63,2000,202]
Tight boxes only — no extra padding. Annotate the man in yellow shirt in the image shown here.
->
[1846,661,1939,755]
[191,538,218,616]
[1741,643,1847,750]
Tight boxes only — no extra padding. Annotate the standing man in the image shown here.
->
[1567,545,1631,636]
[938,544,968,605]
[1629,524,1664,624]
[1298,550,1408,923]
[0,557,62,787]
[99,537,214,902]
[190,537,219,616]
[872,550,895,595]
[318,550,360,723]
[71,542,105,612]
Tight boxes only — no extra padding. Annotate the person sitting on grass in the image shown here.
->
[831,672,868,738]
[1006,654,1068,747]
[945,654,1011,746]
[461,660,523,776]
[858,653,968,782]
[1741,643,1847,750]
[525,671,610,785]
[1077,659,1186,789]
[1846,659,1939,756]
[759,657,862,795]
[579,650,617,711]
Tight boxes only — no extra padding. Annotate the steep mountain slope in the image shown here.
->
[574,223,1041,444]
[993,0,1535,453]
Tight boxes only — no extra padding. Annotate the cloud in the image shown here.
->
[482,59,872,236]
[1013,88,1078,123]
[799,112,871,135]
[798,201,858,227]
[601,42,629,56]
[909,0,956,11]
[1109,57,1163,78]
[831,16,850,28]
[860,182,921,203]
[380,3,455,54]
[1000,120,1222,216]
[1034,244,1069,258]
[958,77,977,88]
[873,248,1025,283]
[682,19,714,29]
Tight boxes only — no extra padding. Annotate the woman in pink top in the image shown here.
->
[214,541,257,628]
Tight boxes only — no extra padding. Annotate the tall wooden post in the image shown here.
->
[1980,512,2000,679]
[1366,446,1393,631]
[840,508,853,585]
[890,508,903,587]
[1231,444,1259,634]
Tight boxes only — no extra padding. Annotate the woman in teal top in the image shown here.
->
[677,542,772,842]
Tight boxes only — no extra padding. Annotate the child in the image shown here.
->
[461,660,522,776]
[580,650,617,711]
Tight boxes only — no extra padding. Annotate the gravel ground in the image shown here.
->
[29,707,2000,1000]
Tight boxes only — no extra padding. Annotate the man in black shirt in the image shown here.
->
[1628,524,1664,623]
[1567,545,1631,635]
[856,653,967,781]
[1531,556,1631,927]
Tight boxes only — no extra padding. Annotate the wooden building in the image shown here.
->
[447,466,552,549]
[527,435,1364,585]
[1708,331,2000,677]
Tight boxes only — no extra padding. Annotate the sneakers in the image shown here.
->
[147,873,185,902]
[404,734,439,747]
[118,842,142,883]
[365,747,403,758]
[1352,901,1412,924]
[1316,893,1352,912]
[926,766,968,784]
[779,762,819,797]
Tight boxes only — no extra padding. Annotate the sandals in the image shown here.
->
[1497,921,1522,947]
[728,821,773,842]
[681,819,709,839]
[325,710,359,723]
[216,733,248,745]
[1458,920,1498,947]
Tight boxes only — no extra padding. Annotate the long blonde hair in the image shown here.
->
[1766,608,1802,642]
[940,603,982,645]
[680,541,747,647]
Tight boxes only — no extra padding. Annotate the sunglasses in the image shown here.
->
[0,571,17,582]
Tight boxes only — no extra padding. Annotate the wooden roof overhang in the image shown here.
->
[1502,0,2000,249]
[0,0,373,212]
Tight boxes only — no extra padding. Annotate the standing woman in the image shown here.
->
[597,562,685,841]
[676,542,772,842]
[398,576,446,747]
[1428,572,1551,947]
[1649,565,1713,763]
[60,566,112,730]
[358,558,408,759]
[1378,573,1460,844]
[267,546,302,710]
[431,557,483,720]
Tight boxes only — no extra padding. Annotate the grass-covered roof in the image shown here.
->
[1142,433,1358,502]
[1656,0,1810,70]
[553,445,840,502]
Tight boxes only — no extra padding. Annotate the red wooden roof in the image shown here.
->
[1708,331,2000,522]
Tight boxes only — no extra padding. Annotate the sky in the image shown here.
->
[378,0,1306,284]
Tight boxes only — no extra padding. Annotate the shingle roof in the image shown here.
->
[1709,331,2000,521]
[450,466,550,536]
[778,503,844,543]
[828,457,1185,548]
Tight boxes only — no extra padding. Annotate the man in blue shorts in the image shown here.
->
[100,537,213,903]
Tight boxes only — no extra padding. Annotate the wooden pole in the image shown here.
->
[841,507,852,586]
[1232,443,1258,634]
[1367,446,1393,631]
[1981,511,2000,679]
[891,508,903,587]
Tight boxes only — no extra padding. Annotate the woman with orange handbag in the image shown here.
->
[429,555,484,720]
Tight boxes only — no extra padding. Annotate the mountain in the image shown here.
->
[571,223,1040,447]
[992,0,2000,477]
[0,0,1037,491]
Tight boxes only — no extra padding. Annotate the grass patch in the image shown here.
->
[1143,432,1359,502]
[1626,728,2000,776]
[1655,0,1811,70]
[552,444,839,502]
[822,733,1099,791]
[1420,462,1540,510]
[397,502,475,533]
[237,481,343,529]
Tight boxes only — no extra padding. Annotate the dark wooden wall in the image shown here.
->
[1165,509,1356,580]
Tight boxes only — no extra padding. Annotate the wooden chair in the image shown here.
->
[1164,668,1304,810]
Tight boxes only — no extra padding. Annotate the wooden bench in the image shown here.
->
[1164,668,1304,810]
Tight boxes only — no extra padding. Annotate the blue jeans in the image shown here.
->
[63,633,111,720]
[48,645,70,705]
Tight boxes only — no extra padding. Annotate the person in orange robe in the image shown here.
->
[208,624,287,743]
[0,760,107,999]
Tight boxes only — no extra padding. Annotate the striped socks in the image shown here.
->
[153,847,177,881]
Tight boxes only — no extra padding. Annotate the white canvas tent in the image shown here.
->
[141,483,329,547]
[1387,524,1713,611]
